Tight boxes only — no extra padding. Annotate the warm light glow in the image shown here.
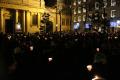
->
[45,37,48,40]
[78,1,81,4]
[16,23,21,30]
[56,24,58,27]
[96,48,100,52]
[92,75,102,80]
[48,57,53,62]
[73,2,76,5]
[115,36,118,39]
[87,65,93,71]
[117,20,120,27]
[30,46,34,51]
[98,27,102,32]
[8,35,11,40]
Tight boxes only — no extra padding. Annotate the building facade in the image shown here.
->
[0,0,71,33]
[71,0,88,31]
[106,0,120,29]
[71,0,120,32]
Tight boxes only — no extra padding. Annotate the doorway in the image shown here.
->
[5,19,14,34]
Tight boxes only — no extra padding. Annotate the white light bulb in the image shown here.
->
[48,57,53,62]
[30,46,34,51]
[87,65,93,71]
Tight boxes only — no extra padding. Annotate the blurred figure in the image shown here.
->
[93,48,109,80]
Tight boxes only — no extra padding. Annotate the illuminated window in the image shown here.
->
[95,2,99,10]
[74,16,77,22]
[74,8,77,14]
[78,7,81,13]
[73,0,76,6]
[111,10,116,18]
[111,0,116,6]
[102,14,105,19]
[83,0,86,2]
[78,16,81,22]
[83,15,86,21]
[78,0,81,4]
[103,0,107,8]
[83,7,86,13]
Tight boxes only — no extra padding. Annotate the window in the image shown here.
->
[78,16,81,22]
[103,0,107,8]
[74,16,77,22]
[73,0,76,6]
[95,2,99,10]
[111,10,116,18]
[74,8,77,14]
[111,0,116,6]
[32,14,38,25]
[83,7,86,13]
[78,0,81,4]
[83,0,86,2]
[78,7,81,13]
[83,15,86,21]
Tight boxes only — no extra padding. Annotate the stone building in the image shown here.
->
[0,0,71,33]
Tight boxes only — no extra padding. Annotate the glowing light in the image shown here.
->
[117,20,120,27]
[24,36,26,38]
[16,23,21,30]
[85,23,91,29]
[110,21,117,27]
[30,46,34,51]
[87,65,93,71]
[98,27,102,32]
[56,24,58,27]
[74,23,80,29]
[115,36,118,39]
[45,37,48,40]
[96,48,100,52]
[78,1,81,4]
[48,57,53,62]
[73,2,76,5]
[8,35,11,40]
[75,38,78,42]
[92,75,101,80]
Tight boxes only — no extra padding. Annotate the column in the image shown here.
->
[38,12,40,28]
[0,8,4,33]
[15,10,18,32]
[23,10,25,33]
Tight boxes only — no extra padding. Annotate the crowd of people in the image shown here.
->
[0,31,120,80]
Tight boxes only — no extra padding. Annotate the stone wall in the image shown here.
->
[0,0,41,8]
